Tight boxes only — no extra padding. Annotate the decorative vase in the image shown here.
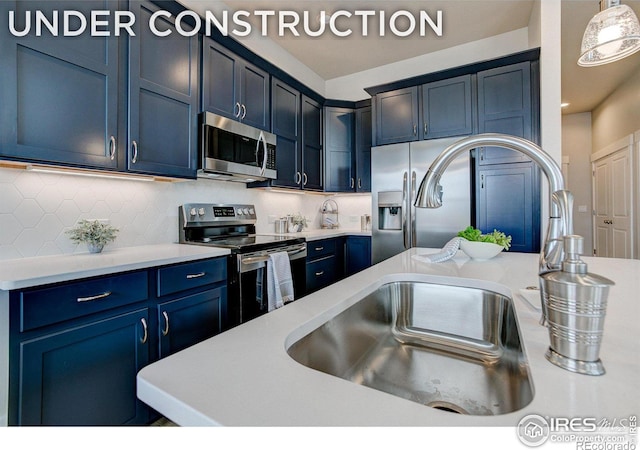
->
[87,243,104,254]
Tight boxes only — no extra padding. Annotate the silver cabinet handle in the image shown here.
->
[77,291,112,303]
[140,318,148,344]
[413,124,417,136]
[109,136,116,160]
[424,123,428,135]
[350,177,355,189]
[234,102,241,118]
[295,171,302,185]
[303,172,308,186]
[186,272,206,279]
[358,178,362,189]
[131,140,138,164]
[315,246,324,251]
[315,271,324,276]
[241,104,246,119]
[162,311,169,336]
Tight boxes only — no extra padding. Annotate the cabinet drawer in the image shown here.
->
[157,258,226,297]
[20,271,148,332]
[306,256,337,293]
[307,239,337,260]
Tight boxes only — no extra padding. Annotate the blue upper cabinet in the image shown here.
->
[0,0,119,169]
[421,75,473,139]
[301,95,323,191]
[202,38,270,131]
[324,107,355,192]
[127,1,199,178]
[355,106,372,192]
[375,87,420,145]
[271,78,302,189]
[0,0,198,179]
[477,62,534,165]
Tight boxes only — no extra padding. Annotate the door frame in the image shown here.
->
[590,133,636,258]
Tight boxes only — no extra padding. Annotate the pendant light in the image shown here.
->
[578,0,640,67]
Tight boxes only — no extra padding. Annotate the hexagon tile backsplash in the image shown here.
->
[0,168,371,261]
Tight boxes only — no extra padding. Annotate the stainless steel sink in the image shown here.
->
[287,281,534,415]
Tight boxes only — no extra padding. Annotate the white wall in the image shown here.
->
[561,113,594,249]
[0,167,371,260]
[325,28,532,101]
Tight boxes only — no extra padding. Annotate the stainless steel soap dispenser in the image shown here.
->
[540,235,615,375]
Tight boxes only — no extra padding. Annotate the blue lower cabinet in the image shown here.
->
[158,287,226,358]
[345,236,372,276]
[17,309,150,426]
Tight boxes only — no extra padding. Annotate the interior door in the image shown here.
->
[592,142,634,258]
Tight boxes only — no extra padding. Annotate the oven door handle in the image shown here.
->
[240,246,306,266]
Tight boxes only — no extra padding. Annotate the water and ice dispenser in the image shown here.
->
[377,191,403,230]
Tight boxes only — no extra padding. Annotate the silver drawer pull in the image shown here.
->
[140,318,148,344]
[315,271,324,276]
[162,311,170,336]
[186,272,206,279]
[315,246,324,251]
[77,291,112,303]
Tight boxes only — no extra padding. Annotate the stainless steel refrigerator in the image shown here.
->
[372,137,472,263]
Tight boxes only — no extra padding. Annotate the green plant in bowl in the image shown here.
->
[66,219,119,253]
[457,226,512,250]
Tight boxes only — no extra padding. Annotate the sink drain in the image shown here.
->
[426,401,469,415]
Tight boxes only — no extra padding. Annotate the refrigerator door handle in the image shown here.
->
[403,171,409,249]
[411,171,417,247]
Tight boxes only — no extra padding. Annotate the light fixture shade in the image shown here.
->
[578,4,640,66]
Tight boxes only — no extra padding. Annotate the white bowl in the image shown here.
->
[459,240,504,260]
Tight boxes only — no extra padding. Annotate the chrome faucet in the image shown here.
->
[415,132,574,278]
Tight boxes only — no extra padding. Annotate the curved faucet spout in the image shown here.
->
[414,133,573,274]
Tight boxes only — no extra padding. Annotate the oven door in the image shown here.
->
[236,243,307,324]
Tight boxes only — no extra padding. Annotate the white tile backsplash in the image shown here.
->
[0,167,372,260]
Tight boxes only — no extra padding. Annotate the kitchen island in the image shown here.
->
[136,248,639,426]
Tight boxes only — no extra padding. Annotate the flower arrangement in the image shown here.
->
[291,213,308,232]
[66,219,119,253]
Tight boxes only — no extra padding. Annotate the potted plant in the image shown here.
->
[290,213,308,232]
[66,219,119,253]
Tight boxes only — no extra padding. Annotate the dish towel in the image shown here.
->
[412,237,462,263]
[267,251,295,312]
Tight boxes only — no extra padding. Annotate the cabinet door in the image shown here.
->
[355,106,372,192]
[306,256,337,294]
[476,163,540,253]
[158,287,226,359]
[202,38,240,121]
[421,75,473,139]
[128,1,198,178]
[345,236,372,276]
[324,107,354,192]
[240,62,270,131]
[16,309,150,426]
[271,78,301,188]
[302,96,323,191]
[375,87,419,145]
[477,62,533,165]
[0,0,119,169]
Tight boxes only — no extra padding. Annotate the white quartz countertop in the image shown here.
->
[136,248,640,427]
[0,244,230,290]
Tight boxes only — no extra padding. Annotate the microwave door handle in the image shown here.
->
[257,131,268,176]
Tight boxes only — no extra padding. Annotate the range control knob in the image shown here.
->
[198,208,206,216]
[243,208,250,215]
[189,208,197,217]
[236,208,243,215]
[248,208,255,215]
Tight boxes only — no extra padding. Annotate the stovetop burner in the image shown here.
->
[178,203,306,253]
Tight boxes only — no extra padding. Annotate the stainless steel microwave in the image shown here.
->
[198,112,277,182]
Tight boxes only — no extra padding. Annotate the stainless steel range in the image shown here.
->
[179,203,307,328]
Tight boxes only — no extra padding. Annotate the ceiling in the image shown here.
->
[184,0,640,114]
